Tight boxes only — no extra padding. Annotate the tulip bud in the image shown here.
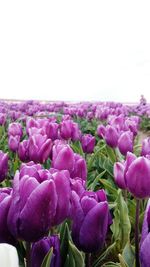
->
[0,113,6,125]
[28,134,52,163]
[105,125,119,148]
[52,144,74,172]
[8,135,20,152]
[60,120,80,141]
[126,157,150,198]
[140,200,150,267]
[81,134,95,154]
[0,188,15,244]
[8,122,23,138]
[114,162,126,189]
[70,178,86,197]
[26,118,38,135]
[118,131,133,156]
[7,171,57,242]
[141,138,150,156]
[28,127,45,136]
[97,125,106,138]
[140,233,150,267]
[0,151,8,182]
[31,235,60,267]
[46,123,59,141]
[70,154,87,181]
[18,140,29,162]
[51,170,71,226]
[71,191,109,253]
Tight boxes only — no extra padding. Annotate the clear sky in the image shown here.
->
[0,1,150,103]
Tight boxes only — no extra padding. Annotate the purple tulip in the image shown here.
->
[8,123,23,138]
[140,233,150,267]
[70,178,86,197]
[114,152,136,190]
[125,119,138,136]
[52,144,75,172]
[28,127,46,136]
[0,113,6,125]
[28,134,52,163]
[97,125,106,138]
[70,154,87,181]
[46,123,59,141]
[72,123,81,141]
[126,157,150,198]
[19,161,42,182]
[141,137,150,156]
[71,191,109,252]
[118,131,133,156]
[113,162,126,189]
[31,235,60,267]
[0,151,8,182]
[51,170,71,225]
[109,114,125,131]
[60,120,80,141]
[140,200,150,267]
[124,152,137,175]
[0,188,15,244]
[26,118,38,135]
[104,125,119,148]
[81,134,96,154]
[8,135,20,152]
[7,171,57,242]
[18,140,29,162]
[7,163,72,241]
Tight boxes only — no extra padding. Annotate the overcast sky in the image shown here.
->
[0,1,150,103]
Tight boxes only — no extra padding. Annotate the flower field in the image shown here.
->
[1,99,150,267]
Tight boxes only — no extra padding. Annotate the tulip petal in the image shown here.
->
[19,180,57,241]
[51,171,71,225]
[79,202,109,252]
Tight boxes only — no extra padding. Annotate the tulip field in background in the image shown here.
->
[0,98,150,267]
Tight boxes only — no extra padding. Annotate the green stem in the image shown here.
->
[85,253,91,267]
[135,199,140,267]
[123,189,127,202]
[26,242,31,267]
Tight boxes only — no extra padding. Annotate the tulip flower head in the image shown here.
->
[0,151,8,183]
[31,235,60,267]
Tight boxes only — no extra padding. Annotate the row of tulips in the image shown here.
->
[0,99,150,266]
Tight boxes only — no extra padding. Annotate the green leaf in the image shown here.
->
[101,263,121,267]
[92,241,120,267]
[41,247,53,267]
[99,179,117,195]
[87,144,106,171]
[68,241,85,267]
[118,254,128,267]
[89,170,106,190]
[60,222,71,265]
[64,254,76,267]
[106,145,116,163]
[71,140,84,156]
[121,242,135,267]
[111,190,131,250]
[98,153,114,177]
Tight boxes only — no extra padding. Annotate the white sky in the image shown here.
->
[0,1,150,103]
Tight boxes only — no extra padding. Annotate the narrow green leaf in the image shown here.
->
[122,242,135,267]
[99,179,117,195]
[111,190,131,250]
[106,145,116,163]
[60,223,71,265]
[68,241,85,267]
[41,247,53,267]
